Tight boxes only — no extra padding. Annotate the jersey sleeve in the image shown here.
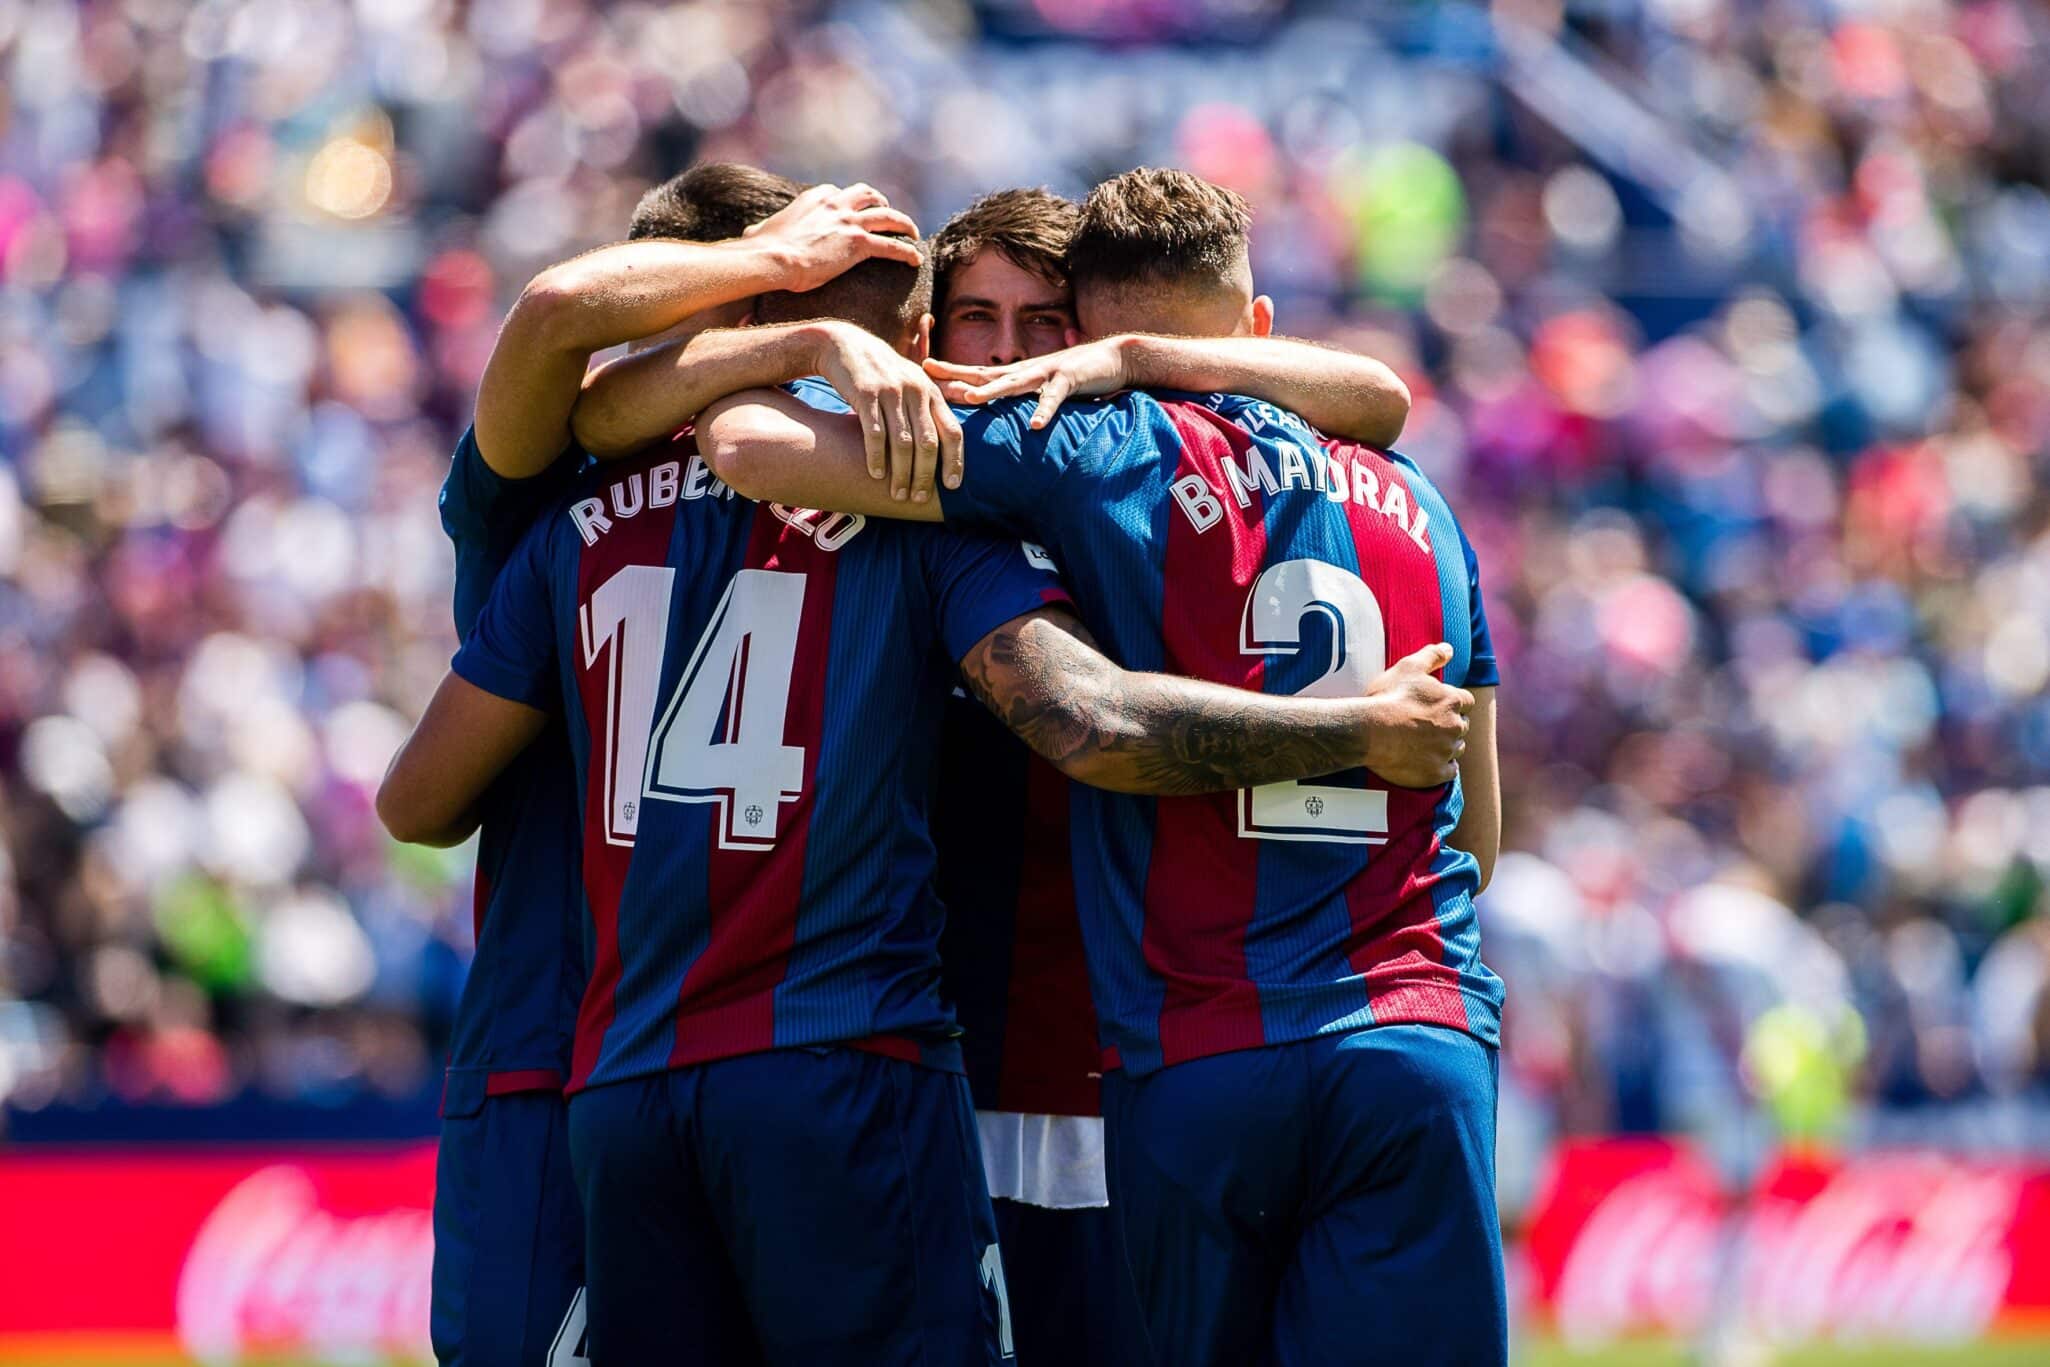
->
[785,376,853,415]
[441,426,580,641]
[921,531,1075,664]
[451,515,562,710]
[1460,524,1499,688]
[941,397,1114,536]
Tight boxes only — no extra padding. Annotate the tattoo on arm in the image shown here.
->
[959,611,1363,796]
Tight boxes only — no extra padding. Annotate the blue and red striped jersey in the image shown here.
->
[942,390,1503,1078]
[782,382,1103,1118]
[933,695,1100,1116]
[452,423,1070,1094]
[437,428,584,1102]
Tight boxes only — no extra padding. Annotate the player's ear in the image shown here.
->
[1251,294,1275,338]
[910,312,933,362]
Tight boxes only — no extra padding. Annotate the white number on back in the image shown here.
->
[1238,559,1390,845]
[581,566,808,853]
[580,565,676,846]
[644,569,808,850]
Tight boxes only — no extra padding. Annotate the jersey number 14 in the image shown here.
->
[581,566,807,852]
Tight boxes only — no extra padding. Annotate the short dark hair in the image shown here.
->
[628,162,805,243]
[1067,167,1252,292]
[752,237,934,343]
[931,188,1078,308]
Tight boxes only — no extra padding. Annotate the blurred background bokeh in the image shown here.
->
[2,0,2049,1361]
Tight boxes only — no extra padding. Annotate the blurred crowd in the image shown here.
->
[1,0,2047,1164]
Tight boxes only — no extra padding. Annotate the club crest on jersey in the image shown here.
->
[1169,441,1431,554]
[571,454,734,546]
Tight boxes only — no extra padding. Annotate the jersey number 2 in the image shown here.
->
[1237,559,1390,845]
[581,566,808,852]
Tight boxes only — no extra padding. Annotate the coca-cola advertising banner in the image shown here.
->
[0,1146,436,1362]
[1523,1138,2050,1347]
[2,1140,2048,1359]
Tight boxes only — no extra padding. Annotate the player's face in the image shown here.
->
[935,250,1077,366]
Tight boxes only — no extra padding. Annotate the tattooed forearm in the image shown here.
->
[959,609,1371,797]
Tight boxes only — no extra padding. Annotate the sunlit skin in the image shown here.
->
[934,249,1079,366]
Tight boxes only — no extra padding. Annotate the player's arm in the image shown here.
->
[376,674,548,846]
[1453,688,1499,890]
[573,320,961,494]
[927,334,1411,448]
[698,388,950,520]
[958,608,1471,795]
[475,185,922,479]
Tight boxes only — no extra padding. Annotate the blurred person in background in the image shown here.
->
[695,167,1504,1367]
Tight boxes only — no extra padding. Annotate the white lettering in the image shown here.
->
[767,503,865,552]
[1408,505,1432,552]
[1242,447,1280,498]
[1379,480,1410,527]
[1352,464,1380,508]
[681,456,712,501]
[570,498,611,546]
[648,461,679,508]
[1324,453,1349,503]
[612,472,644,519]
[1171,473,1223,533]
[1221,456,1259,509]
[1278,444,1311,491]
[814,512,866,551]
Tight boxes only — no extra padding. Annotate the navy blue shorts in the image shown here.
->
[432,1078,587,1367]
[1103,1024,1504,1367]
[991,1200,1147,1365]
[568,1048,1009,1366]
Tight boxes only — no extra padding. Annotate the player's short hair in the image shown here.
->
[628,162,805,243]
[751,236,934,344]
[931,188,1079,307]
[1067,167,1252,295]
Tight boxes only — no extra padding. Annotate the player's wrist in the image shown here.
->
[731,233,811,292]
[1108,333,1153,387]
[1354,694,1396,771]
[790,319,853,376]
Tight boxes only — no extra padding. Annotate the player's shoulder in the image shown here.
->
[1381,448,1461,518]
[1189,390,1325,445]
[959,390,1130,451]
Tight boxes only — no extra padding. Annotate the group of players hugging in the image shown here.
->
[377,162,1505,1367]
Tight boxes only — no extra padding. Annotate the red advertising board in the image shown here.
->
[1523,1138,2050,1346]
[3,1139,2048,1359]
[0,1147,436,1361]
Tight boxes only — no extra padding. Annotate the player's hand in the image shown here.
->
[923,336,1133,430]
[809,322,962,501]
[746,183,923,293]
[1359,643,1473,788]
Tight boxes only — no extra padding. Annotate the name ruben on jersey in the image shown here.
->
[1169,397,1432,553]
[569,451,867,552]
